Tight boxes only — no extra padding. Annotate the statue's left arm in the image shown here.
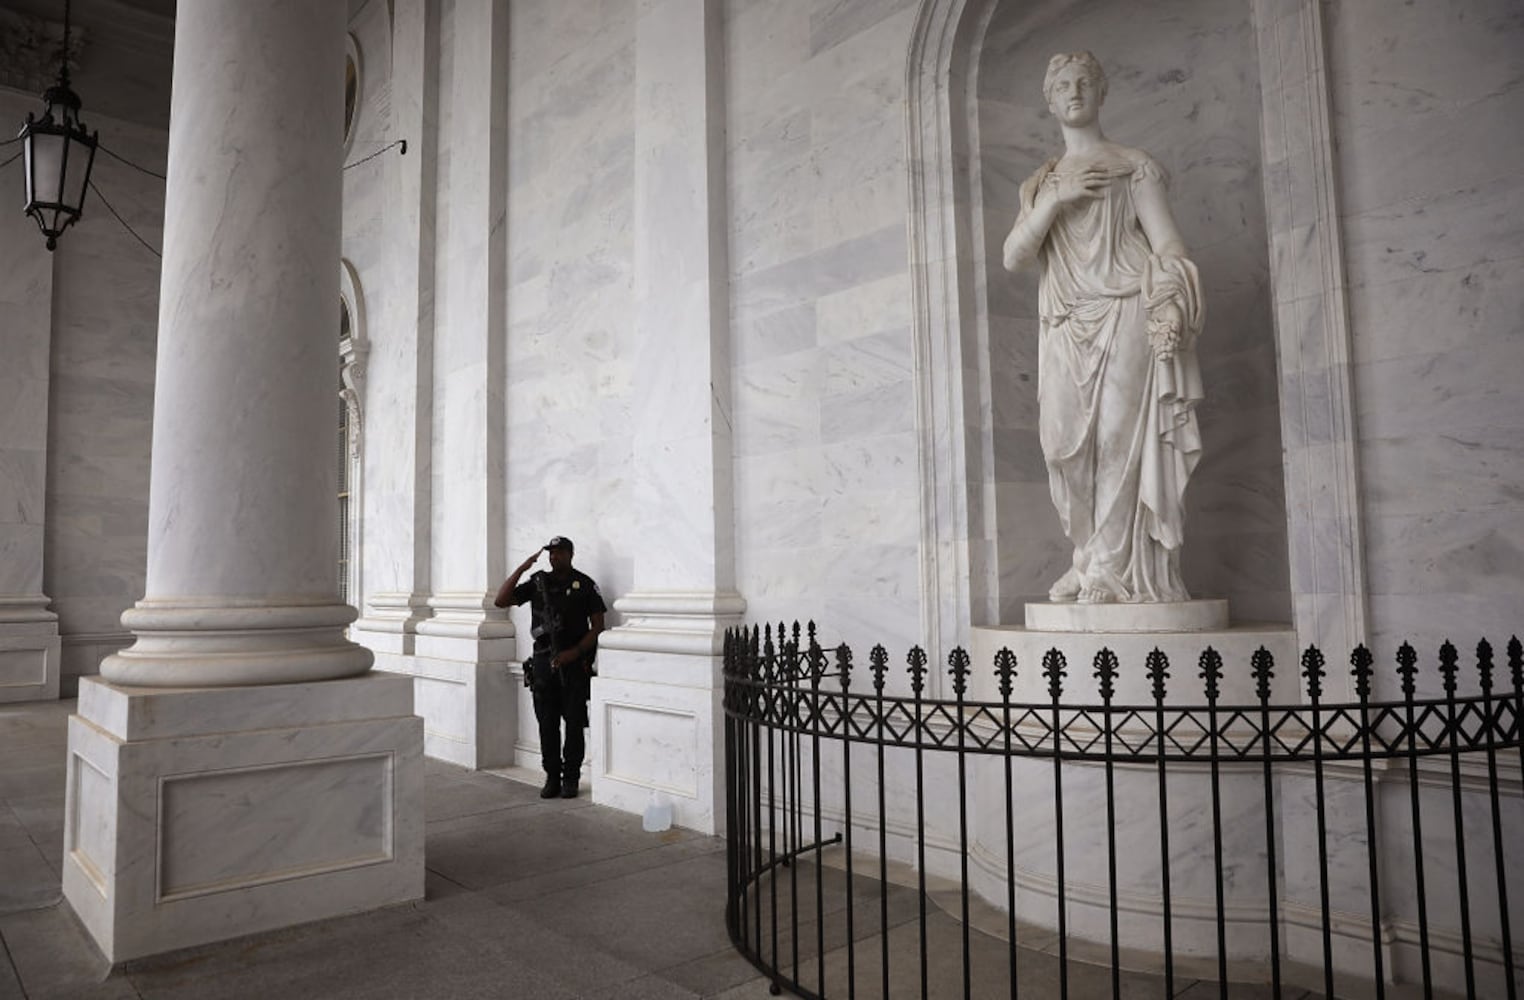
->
[1132,167,1188,259]
[1131,162,1203,361]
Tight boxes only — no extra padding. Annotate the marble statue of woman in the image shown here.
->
[1002,52,1204,605]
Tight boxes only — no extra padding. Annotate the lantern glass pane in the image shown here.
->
[27,131,64,205]
[61,136,91,210]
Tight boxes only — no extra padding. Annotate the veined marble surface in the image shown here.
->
[502,0,639,627]
[1321,0,1524,659]
[727,0,924,666]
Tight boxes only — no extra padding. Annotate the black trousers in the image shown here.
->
[531,656,590,780]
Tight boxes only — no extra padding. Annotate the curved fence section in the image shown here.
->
[722,625,1524,1000]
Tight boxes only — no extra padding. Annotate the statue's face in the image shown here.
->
[1047,63,1101,127]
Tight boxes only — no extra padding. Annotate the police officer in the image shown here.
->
[494,536,606,798]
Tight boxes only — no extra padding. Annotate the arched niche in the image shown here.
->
[906,0,1295,664]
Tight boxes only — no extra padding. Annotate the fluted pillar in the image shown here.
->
[101,0,370,687]
[64,1,422,963]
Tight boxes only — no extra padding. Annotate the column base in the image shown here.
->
[62,672,424,964]
[591,591,744,835]
[103,600,373,687]
[354,591,434,655]
[0,597,61,703]
[387,593,517,768]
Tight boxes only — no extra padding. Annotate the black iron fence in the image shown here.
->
[722,625,1524,999]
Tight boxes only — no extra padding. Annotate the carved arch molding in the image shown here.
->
[904,0,1366,667]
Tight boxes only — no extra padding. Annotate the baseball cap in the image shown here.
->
[543,536,574,553]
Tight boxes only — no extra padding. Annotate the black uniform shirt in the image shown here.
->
[512,569,607,657]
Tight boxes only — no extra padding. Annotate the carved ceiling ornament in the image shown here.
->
[0,9,85,95]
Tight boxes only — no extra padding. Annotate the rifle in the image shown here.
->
[527,573,564,690]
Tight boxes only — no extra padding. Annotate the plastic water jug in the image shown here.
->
[642,789,672,832]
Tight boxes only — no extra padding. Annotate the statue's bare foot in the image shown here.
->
[1048,568,1081,603]
[1077,583,1120,604]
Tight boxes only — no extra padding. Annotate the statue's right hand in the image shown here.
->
[1053,166,1108,206]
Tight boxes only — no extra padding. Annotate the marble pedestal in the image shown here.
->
[374,637,517,769]
[969,607,1298,705]
[589,647,724,834]
[62,673,424,964]
[962,607,1305,978]
[0,600,60,704]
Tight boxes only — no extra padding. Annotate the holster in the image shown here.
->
[527,649,555,691]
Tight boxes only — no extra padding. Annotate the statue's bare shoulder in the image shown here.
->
[1018,157,1060,212]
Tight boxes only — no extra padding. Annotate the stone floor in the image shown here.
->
[2,698,1344,999]
[0,698,777,1000]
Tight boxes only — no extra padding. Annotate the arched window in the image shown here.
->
[343,34,362,155]
[338,260,367,607]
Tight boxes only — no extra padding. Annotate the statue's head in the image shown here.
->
[1043,51,1108,126]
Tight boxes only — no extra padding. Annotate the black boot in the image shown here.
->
[540,774,560,799]
[560,777,580,799]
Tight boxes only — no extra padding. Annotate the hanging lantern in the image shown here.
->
[20,0,97,251]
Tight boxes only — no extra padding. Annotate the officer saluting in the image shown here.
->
[494,536,606,798]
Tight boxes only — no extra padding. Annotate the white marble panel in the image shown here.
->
[604,702,700,797]
[0,647,48,690]
[0,623,61,703]
[69,749,114,897]
[158,754,393,898]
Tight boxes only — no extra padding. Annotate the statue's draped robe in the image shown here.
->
[1017,149,1204,601]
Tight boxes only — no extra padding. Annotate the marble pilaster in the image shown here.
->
[404,0,518,768]
[592,0,743,834]
[0,166,59,703]
[63,0,423,963]
[354,0,437,670]
[1253,0,1368,675]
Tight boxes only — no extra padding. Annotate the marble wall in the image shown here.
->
[1322,0,1524,666]
[0,89,165,694]
[725,0,926,672]
[977,0,1292,626]
[0,87,59,700]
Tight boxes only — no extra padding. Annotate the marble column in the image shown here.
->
[98,1,369,688]
[404,0,518,769]
[592,0,744,834]
[0,166,61,704]
[63,0,423,964]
